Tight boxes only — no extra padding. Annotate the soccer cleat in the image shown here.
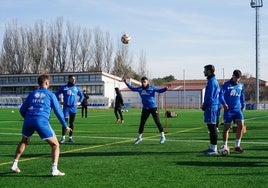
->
[59,138,65,144]
[11,166,21,173]
[160,136,166,144]
[116,119,121,124]
[121,120,124,124]
[234,146,244,153]
[134,137,142,144]
[52,169,65,176]
[68,138,74,143]
[204,149,218,155]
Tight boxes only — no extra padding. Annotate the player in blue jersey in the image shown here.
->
[201,65,220,155]
[55,75,84,143]
[123,76,168,144]
[10,74,72,176]
[219,69,246,153]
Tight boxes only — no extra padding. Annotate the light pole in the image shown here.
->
[250,0,263,110]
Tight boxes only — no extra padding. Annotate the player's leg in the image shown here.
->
[134,109,150,144]
[114,107,120,123]
[151,108,165,144]
[11,119,34,173]
[222,110,231,147]
[68,113,76,142]
[118,107,124,123]
[204,107,218,155]
[82,106,84,117]
[85,106,88,118]
[11,136,30,173]
[60,108,69,143]
[234,110,245,153]
[46,136,65,176]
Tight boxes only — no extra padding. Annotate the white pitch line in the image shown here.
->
[1,132,268,145]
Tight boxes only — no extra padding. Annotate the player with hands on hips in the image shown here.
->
[55,75,84,143]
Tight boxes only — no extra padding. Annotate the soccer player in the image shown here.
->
[219,69,246,153]
[81,90,89,118]
[201,65,220,155]
[114,87,124,124]
[10,74,72,176]
[123,76,168,144]
[55,75,84,143]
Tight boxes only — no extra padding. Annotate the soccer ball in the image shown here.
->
[121,34,131,44]
[219,145,230,156]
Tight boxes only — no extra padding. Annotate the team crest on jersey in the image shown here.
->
[34,92,45,98]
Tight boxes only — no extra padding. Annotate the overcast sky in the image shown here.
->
[0,0,267,81]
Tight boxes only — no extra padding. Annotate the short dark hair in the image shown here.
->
[233,69,242,78]
[204,64,215,73]
[38,74,50,86]
[115,87,119,91]
[141,76,148,81]
[68,75,75,79]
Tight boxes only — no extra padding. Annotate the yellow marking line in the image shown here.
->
[0,126,203,166]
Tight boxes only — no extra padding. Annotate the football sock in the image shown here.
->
[210,144,217,151]
[62,135,65,140]
[138,134,142,139]
[52,163,58,171]
[223,141,227,146]
[235,139,241,147]
[12,159,18,167]
[160,132,165,137]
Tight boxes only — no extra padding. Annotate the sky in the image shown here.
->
[0,0,268,81]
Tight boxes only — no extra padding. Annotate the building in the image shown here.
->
[0,71,139,108]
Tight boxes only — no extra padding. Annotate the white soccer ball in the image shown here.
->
[11,110,14,113]
[121,34,131,44]
[219,145,230,156]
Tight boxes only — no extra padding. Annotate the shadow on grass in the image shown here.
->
[0,171,52,178]
[175,161,268,167]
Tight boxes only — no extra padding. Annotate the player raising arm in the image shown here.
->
[123,76,168,144]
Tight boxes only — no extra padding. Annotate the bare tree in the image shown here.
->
[103,32,113,73]
[112,42,133,77]
[137,50,148,77]
[78,28,92,72]
[91,28,104,71]
[27,21,46,73]
[1,20,27,74]
[67,22,81,72]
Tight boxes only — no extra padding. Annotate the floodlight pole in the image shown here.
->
[250,0,263,110]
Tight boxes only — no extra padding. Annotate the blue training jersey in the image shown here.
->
[125,82,167,109]
[20,87,67,128]
[219,79,245,110]
[203,75,219,109]
[55,84,84,107]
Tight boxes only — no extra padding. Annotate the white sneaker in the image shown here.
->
[52,169,65,176]
[160,136,166,144]
[60,138,65,144]
[134,137,142,144]
[11,166,21,173]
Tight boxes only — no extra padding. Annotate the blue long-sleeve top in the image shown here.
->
[20,87,67,128]
[219,79,245,110]
[125,82,167,109]
[203,75,220,109]
[55,84,84,107]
